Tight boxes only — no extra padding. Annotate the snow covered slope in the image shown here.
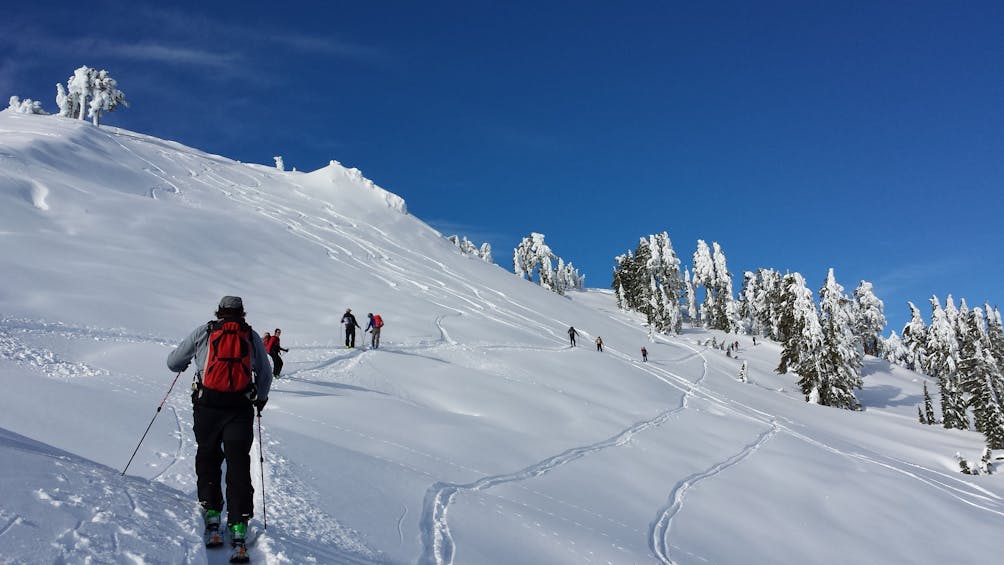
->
[1,111,1002,564]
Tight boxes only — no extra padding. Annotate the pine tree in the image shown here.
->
[922,381,936,424]
[853,281,886,356]
[881,331,909,367]
[901,302,928,372]
[926,296,966,429]
[958,308,1004,447]
[684,268,697,324]
[710,242,735,331]
[775,273,825,404]
[986,305,1004,369]
[692,240,715,327]
[816,268,863,410]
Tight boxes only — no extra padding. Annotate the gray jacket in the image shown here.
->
[166,320,273,402]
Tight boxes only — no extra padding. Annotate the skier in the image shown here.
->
[166,296,272,561]
[266,328,289,377]
[365,313,384,349]
[568,326,578,347]
[342,308,360,349]
[595,336,603,352]
[641,347,648,362]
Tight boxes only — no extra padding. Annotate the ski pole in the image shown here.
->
[122,371,183,476]
[257,408,267,530]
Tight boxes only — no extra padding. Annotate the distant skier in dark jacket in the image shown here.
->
[342,308,360,348]
[641,347,648,362]
[568,326,578,347]
[265,328,289,376]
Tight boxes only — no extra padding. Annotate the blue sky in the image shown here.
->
[4,0,1002,333]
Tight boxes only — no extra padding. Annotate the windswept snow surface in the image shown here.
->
[1,111,1002,564]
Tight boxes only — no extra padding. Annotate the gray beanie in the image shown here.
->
[218,295,245,312]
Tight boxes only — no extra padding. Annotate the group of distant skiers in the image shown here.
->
[567,325,647,361]
[162,296,386,562]
[340,308,384,349]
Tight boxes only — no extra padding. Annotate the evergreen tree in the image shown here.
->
[926,296,966,429]
[853,281,886,356]
[958,308,1004,447]
[710,242,736,331]
[881,331,909,367]
[692,240,715,327]
[901,302,928,372]
[816,268,863,410]
[922,381,936,424]
[684,268,697,323]
[737,271,758,335]
[775,273,825,405]
[479,242,493,264]
[986,305,1004,369]
[513,233,556,289]
[60,66,127,125]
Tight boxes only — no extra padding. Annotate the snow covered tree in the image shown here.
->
[691,240,736,331]
[7,96,48,114]
[611,232,684,333]
[56,82,78,118]
[59,66,127,125]
[737,271,758,335]
[479,242,493,264]
[853,281,886,356]
[692,240,714,327]
[514,233,579,295]
[958,307,1004,447]
[775,272,825,404]
[684,268,697,323]
[881,331,909,367]
[816,268,863,410]
[450,235,494,264]
[926,296,965,430]
[922,381,937,424]
[274,156,285,171]
[901,302,928,372]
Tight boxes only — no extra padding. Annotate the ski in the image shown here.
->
[229,542,250,563]
[204,525,224,548]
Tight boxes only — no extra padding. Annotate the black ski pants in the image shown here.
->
[193,401,254,526]
[270,352,283,376]
[345,327,356,348]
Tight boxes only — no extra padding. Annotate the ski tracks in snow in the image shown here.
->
[649,422,779,565]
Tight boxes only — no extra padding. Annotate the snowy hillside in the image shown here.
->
[1,111,1002,565]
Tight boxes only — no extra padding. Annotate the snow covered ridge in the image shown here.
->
[307,159,408,214]
[0,111,408,215]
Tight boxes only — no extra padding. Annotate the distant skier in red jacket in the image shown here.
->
[264,328,289,377]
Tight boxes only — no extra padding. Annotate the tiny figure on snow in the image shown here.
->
[641,347,648,362]
[595,336,603,352]
[265,328,289,377]
[366,313,384,349]
[342,308,360,349]
[568,326,578,347]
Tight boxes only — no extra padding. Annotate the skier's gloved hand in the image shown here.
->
[253,397,268,413]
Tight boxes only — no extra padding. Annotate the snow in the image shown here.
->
[2,111,1003,564]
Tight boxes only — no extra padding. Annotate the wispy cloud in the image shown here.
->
[72,38,241,69]
[136,6,390,66]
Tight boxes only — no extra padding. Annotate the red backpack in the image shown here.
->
[263,335,276,354]
[373,314,383,328]
[202,319,254,393]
